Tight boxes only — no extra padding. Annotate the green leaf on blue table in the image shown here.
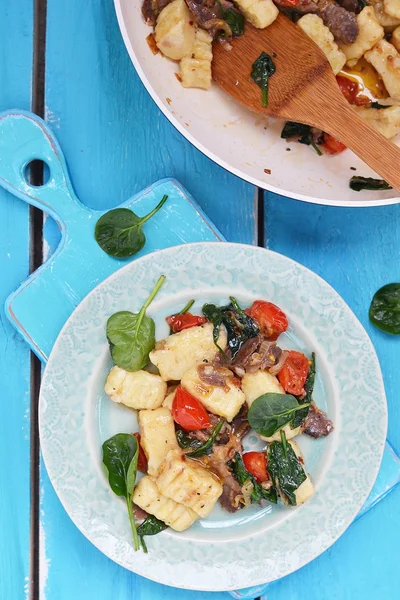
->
[369,283,400,334]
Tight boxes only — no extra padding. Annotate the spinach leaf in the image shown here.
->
[102,433,140,550]
[291,352,315,429]
[203,297,259,359]
[251,52,276,108]
[186,420,224,457]
[95,194,168,258]
[370,101,391,109]
[137,515,168,553]
[228,452,277,504]
[369,283,400,334]
[106,275,166,371]
[281,121,322,155]
[176,429,209,454]
[268,433,306,505]
[218,2,245,37]
[248,393,311,438]
[168,299,195,334]
[349,176,392,192]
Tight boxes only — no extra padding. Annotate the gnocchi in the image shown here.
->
[138,407,179,476]
[297,14,346,75]
[181,28,213,90]
[234,0,279,29]
[241,370,284,407]
[391,25,400,51]
[104,366,167,410]
[354,104,400,138]
[155,0,195,60]
[339,7,384,67]
[149,323,227,381]
[384,0,400,20]
[364,39,400,100]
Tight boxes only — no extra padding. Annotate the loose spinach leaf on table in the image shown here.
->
[281,121,322,155]
[186,420,225,458]
[229,452,277,504]
[369,283,400,334]
[202,297,259,359]
[95,194,168,258]
[137,515,168,553]
[102,433,140,550]
[291,352,316,429]
[251,52,276,108]
[106,274,166,371]
[268,432,306,506]
[248,393,311,438]
[349,176,392,192]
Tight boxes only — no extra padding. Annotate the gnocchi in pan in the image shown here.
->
[101,277,333,552]
[141,0,400,164]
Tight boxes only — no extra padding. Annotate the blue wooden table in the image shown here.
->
[1,1,400,598]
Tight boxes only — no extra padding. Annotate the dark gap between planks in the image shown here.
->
[30,1,47,599]
[257,188,265,247]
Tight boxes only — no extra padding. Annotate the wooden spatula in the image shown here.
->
[212,14,400,191]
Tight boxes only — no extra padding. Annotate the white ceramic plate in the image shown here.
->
[114,1,399,207]
[39,243,387,590]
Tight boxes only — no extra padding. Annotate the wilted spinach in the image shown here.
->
[95,195,168,258]
[291,352,315,429]
[281,121,322,155]
[251,52,276,108]
[370,102,391,109]
[137,515,168,553]
[202,297,259,359]
[186,420,224,458]
[349,176,392,192]
[268,432,306,505]
[106,274,166,371]
[248,393,310,438]
[229,452,277,504]
[102,433,140,550]
[220,5,244,37]
[369,283,400,334]
[176,429,210,454]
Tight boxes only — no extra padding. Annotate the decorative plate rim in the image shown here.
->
[39,242,387,590]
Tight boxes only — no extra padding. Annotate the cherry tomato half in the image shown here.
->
[243,452,268,483]
[166,312,207,333]
[321,133,347,155]
[172,387,211,430]
[336,75,370,107]
[133,433,148,473]
[245,300,288,339]
[278,350,309,396]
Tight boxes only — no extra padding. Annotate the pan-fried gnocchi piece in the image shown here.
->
[181,366,245,422]
[385,0,400,19]
[339,7,384,67]
[235,0,278,29]
[156,449,223,517]
[365,39,400,100]
[155,0,196,60]
[181,28,213,90]
[391,26,400,51]
[288,441,315,505]
[149,323,227,381]
[139,407,179,476]
[297,15,346,74]
[133,476,199,531]
[104,366,167,410]
[241,370,284,407]
[369,0,400,30]
[354,104,400,138]
[162,390,176,411]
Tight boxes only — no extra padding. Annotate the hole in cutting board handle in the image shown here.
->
[24,159,51,187]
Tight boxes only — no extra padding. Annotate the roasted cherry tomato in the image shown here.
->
[245,300,288,340]
[243,452,268,483]
[278,350,309,396]
[336,75,370,107]
[321,133,347,155]
[172,386,211,430]
[278,0,299,5]
[166,312,207,333]
[133,432,148,473]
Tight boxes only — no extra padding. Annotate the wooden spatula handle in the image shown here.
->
[320,102,400,192]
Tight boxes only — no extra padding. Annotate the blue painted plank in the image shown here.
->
[42,0,256,598]
[263,192,400,599]
[0,1,32,598]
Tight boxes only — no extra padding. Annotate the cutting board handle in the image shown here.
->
[0,110,87,225]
